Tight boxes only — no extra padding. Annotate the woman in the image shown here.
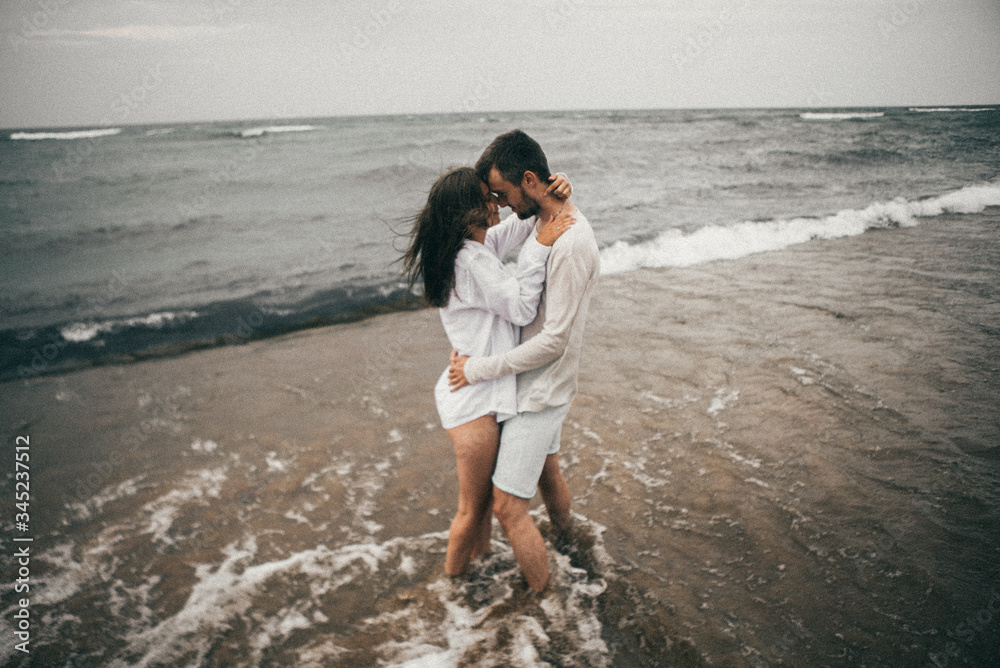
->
[402,166,574,577]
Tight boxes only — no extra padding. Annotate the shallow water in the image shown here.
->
[3,210,998,666]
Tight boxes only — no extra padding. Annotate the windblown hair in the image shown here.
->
[401,166,491,308]
[475,129,551,187]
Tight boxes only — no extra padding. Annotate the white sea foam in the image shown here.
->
[10,127,123,140]
[639,390,700,410]
[32,542,92,606]
[908,107,995,113]
[64,474,147,521]
[24,501,615,668]
[362,519,611,668]
[107,534,432,667]
[907,183,1000,215]
[60,310,199,342]
[600,182,1000,275]
[707,388,740,417]
[265,451,289,472]
[621,457,671,489]
[190,438,218,453]
[791,367,816,385]
[238,124,318,138]
[142,467,228,545]
[799,112,884,120]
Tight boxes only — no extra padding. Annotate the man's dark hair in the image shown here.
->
[475,129,551,187]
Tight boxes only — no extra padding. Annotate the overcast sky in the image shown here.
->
[3,0,999,128]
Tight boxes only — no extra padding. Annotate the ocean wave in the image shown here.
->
[57,514,612,667]
[61,311,199,343]
[600,182,1000,275]
[799,112,884,121]
[5,222,169,255]
[908,107,996,113]
[237,125,318,138]
[10,128,123,140]
[826,147,907,164]
[1,280,417,380]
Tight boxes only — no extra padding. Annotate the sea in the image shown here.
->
[2,107,1000,667]
[2,107,999,382]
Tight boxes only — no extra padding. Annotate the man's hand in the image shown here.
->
[448,349,471,391]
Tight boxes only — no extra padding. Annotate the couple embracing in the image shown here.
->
[403,130,600,591]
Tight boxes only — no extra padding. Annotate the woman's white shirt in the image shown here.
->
[434,214,549,429]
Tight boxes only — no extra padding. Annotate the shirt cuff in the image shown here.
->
[463,355,503,385]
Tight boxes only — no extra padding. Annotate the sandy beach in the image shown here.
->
[3,209,998,666]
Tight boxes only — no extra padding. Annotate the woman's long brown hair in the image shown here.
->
[401,166,491,308]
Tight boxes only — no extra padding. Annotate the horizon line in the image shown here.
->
[3,103,999,133]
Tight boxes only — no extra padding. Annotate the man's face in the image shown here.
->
[487,166,540,220]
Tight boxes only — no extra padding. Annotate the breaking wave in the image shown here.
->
[237,125,319,139]
[799,112,885,121]
[908,107,996,113]
[10,128,123,140]
[60,311,200,343]
[600,182,1000,275]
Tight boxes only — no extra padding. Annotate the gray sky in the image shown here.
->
[3,0,999,128]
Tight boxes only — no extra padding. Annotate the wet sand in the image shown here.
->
[2,209,999,666]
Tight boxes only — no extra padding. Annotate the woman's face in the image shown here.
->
[480,181,500,227]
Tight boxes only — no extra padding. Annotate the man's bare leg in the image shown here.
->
[493,486,549,591]
[538,453,572,532]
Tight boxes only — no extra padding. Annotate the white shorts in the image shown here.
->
[492,403,572,499]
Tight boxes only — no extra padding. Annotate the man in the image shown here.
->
[449,129,600,591]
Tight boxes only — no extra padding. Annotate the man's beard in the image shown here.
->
[516,189,541,220]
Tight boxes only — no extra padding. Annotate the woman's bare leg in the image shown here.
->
[470,486,495,560]
[444,415,499,576]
